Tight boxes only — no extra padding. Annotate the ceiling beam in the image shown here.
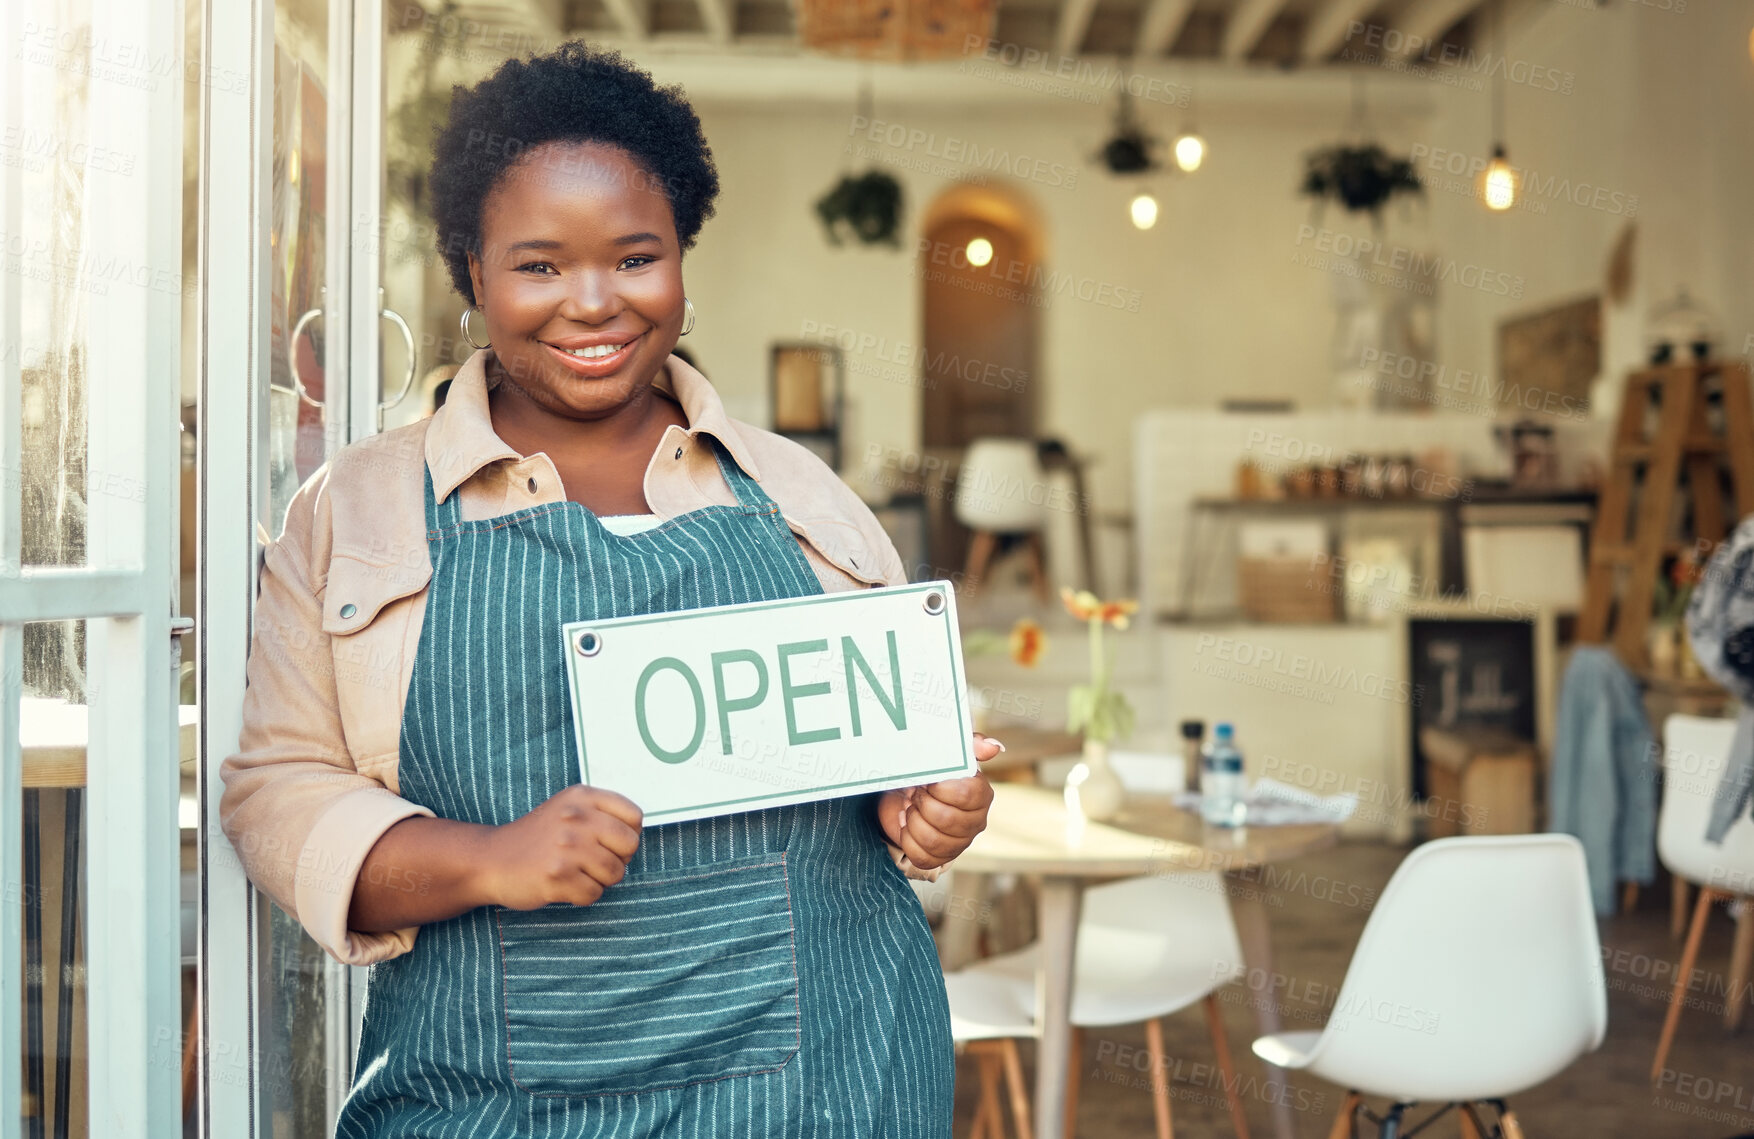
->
[1389,0,1483,58]
[601,0,650,39]
[1300,0,1382,62]
[1054,0,1100,59]
[694,0,732,41]
[1136,0,1196,57]
[1221,0,1289,62]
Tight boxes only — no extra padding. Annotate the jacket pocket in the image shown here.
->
[322,553,431,779]
[496,852,801,1098]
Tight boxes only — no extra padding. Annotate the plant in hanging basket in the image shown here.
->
[1300,143,1421,218]
[815,169,905,247]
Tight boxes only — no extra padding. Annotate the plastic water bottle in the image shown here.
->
[1200,723,1247,827]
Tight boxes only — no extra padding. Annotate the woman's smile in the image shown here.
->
[541,330,647,378]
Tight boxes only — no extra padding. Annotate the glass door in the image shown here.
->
[198,0,411,1135]
[3,0,186,1136]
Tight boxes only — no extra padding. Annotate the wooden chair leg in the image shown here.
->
[1727,895,1754,1033]
[1459,1102,1487,1139]
[1202,993,1251,1139]
[1653,886,1718,1081]
[964,530,999,594]
[969,1044,1003,1139]
[1064,1026,1084,1138]
[1499,1108,1525,1139]
[1326,1092,1361,1139]
[1672,874,1691,941]
[999,1038,1035,1139]
[1144,1017,1175,1139]
[1023,532,1051,603]
[180,992,199,1115]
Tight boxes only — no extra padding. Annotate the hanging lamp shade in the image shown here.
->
[797,0,998,61]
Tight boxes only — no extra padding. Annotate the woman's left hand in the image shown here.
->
[878,733,1001,870]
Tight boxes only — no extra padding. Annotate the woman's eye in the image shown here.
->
[620,255,654,270]
[517,261,557,275]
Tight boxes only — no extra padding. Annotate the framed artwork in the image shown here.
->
[771,343,843,432]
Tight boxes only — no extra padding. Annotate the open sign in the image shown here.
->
[561,581,976,824]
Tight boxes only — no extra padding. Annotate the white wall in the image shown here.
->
[379,10,1748,524]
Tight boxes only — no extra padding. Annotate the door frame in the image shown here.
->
[0,0,185,1134]
[198,0,386,1133]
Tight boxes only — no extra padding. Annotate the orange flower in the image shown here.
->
[1060,587,1138,630]
[1009,619,1046,667]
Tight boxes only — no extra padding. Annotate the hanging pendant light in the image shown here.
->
[1171,130,1205,173]
[1478,0,1517,212]
[1130,191,1160,230]
[1172,70,1205,172]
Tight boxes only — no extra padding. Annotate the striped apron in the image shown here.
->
[335,442,954,1139]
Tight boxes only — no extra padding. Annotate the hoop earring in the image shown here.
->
[680,297,696,337]
[460,305,491,350]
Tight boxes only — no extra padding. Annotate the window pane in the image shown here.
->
[17,620,89,1137]
[14,0,96,570]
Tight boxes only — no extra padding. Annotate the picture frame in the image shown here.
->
[770,342,843,433]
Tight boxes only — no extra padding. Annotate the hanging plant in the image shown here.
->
[1300,143,1421,219]
[815,169,905,247]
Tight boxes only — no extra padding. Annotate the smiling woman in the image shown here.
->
[217,39,995,1139]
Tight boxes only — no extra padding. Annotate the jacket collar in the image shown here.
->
[425,347,762,503]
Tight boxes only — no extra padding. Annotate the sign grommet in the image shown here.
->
[575,630,602,656]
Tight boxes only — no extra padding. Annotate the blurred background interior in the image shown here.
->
[10,0,1754,1136]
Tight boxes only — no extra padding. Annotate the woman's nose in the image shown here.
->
[559,270,622,325]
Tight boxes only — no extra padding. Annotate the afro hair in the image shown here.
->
[428,41,720,305]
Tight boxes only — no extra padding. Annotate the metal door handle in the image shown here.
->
[378,290,418,426]
[277,303,327,411]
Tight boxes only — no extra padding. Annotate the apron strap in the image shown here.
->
[423,462,461,532]
[707,434,779,513]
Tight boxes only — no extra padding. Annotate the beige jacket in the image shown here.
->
[220,348,936,968]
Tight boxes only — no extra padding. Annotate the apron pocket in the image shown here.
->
[496,852,801,1098]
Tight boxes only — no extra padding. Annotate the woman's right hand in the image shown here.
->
[482,785,644,910]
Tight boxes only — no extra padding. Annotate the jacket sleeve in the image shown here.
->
[218,478,436,966]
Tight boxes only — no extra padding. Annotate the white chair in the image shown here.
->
[966,872,1252,1139]
[1250,835,1605,1139]
[943,970,1039,1139]
[1651,713,1754,1079]
[955,438,1049,600]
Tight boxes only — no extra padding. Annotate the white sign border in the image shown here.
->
[561,581,976,824]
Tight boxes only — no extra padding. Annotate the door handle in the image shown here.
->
[275,286,421,430]
[377,288,418,428]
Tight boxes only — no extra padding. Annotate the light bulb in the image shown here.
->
[1480,147,1517,211]
[1130,193,1159,230]
[965,236,994,267]
[1172,130,1205,173]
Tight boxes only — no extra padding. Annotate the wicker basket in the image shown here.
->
[1236,556,1338,623]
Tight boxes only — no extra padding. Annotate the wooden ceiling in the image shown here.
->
[529,0,1516,65]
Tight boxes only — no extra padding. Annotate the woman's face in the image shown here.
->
[468,140,685,422]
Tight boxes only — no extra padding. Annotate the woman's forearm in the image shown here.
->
[348,815,500,933]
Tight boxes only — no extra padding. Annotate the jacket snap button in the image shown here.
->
[339,603,358,619]
[674,447,684,460]
[527,477,538,493]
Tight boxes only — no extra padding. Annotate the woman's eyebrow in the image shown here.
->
[503,233,661,253]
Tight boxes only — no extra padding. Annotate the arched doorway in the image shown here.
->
[918,185,1044,446]
[916,184,1048,588]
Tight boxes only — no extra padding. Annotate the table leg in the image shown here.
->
[1229,869,1299,1139]
[1033,876,1084,1139]
[24,788,45,1139]
[53,788,80,1139]
[937,870,991,973]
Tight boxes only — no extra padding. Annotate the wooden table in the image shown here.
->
[19,698,198,1137]
[948,783,1341,1139]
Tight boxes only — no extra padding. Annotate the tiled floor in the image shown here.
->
[950,842,1754,1139]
